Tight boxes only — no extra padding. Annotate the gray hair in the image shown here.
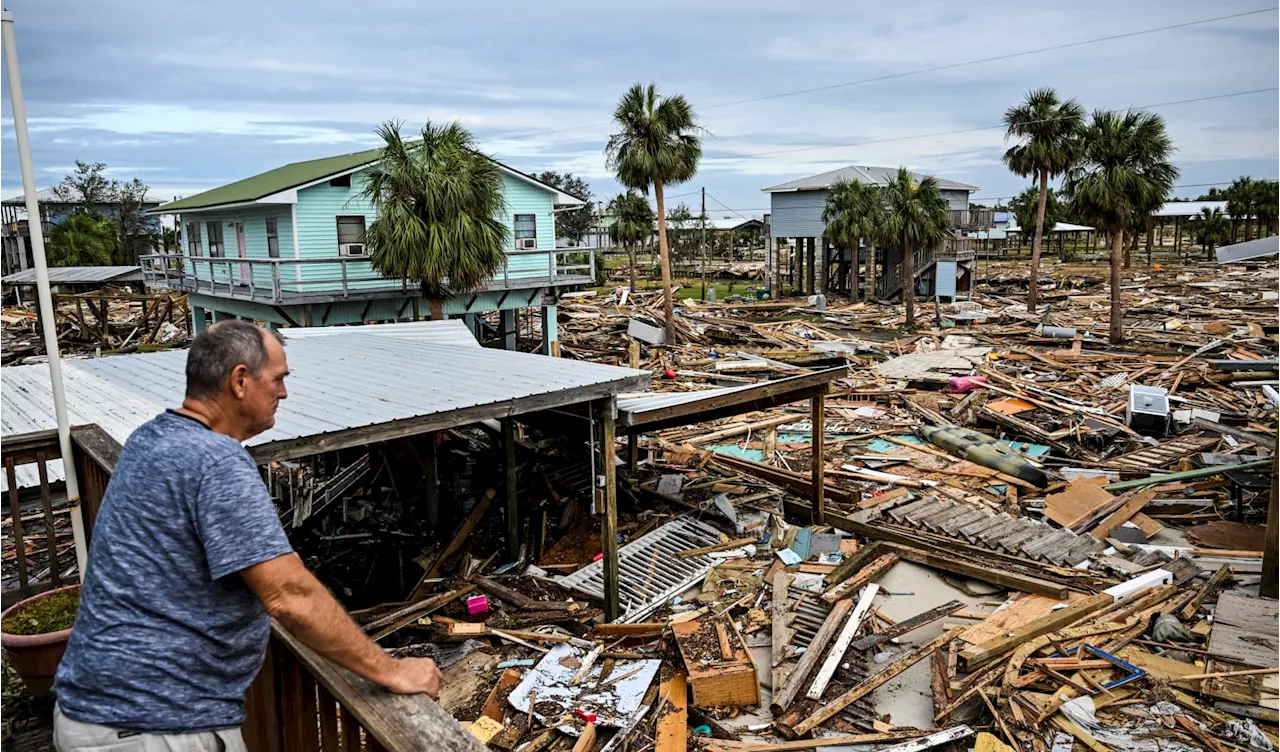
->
[185,320,286,399]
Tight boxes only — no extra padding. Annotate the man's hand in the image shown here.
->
[380,657,441,699]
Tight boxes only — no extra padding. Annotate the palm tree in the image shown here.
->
[361,120,508,318]
[880,168,950,327]
[1189,206,1229,261]
[605,83,703,343]
[1252,179,1278,238]
[1064,110,1178,345]
[822,180,883,301]
[608,191,654,293]
[46,213,118,266]
[1009,185,1066,252]
[1226,177,1257,242]
[1002,88,1084,310]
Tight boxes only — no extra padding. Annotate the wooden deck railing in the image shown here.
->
[1,425,117,608]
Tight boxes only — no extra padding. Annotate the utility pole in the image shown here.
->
[3,10,89,577]
[700,187,708,301]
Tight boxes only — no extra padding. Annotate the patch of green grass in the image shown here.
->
[2,589,79,635]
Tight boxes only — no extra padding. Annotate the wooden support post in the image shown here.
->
[810,393,826,525]
[502,418,518,560]
[627,433,639,472]
[600,399,620,621]
[1262,456,1278,599]
[424,431,439,527]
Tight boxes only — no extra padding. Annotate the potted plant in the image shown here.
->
[0,584,80,696]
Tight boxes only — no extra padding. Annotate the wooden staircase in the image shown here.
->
[878,246,935,300]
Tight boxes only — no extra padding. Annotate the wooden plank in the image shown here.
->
[790,631,953,738]
[600,400,620,622]
[672,616,759,708]
[770,571,795,695]
[807,584,878,700]
[34,453,60,588]
[822,553,897,604]
[655,670,688,752]
[271,623,487,752]
[1179,564,1233,620]
[1208,592,1279,668]
[851,600,964,652]
[811,394,825,525]
[1042,477,1114,530]
[502,417,518,560]
[1088,489,1157,539]
[770,599,854,714]
[570,723,597,752]
[959,593,1114,668]
[409,489,495,600]
[886,543,1070,600]
[318,684,342,752]
[4,458,28,595]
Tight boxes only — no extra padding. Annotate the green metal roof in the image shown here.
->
[155,146,384,212]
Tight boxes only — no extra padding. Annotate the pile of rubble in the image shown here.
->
[362,259,1276,750]
[0,287,190,363]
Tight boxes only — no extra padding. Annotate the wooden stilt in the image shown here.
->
[502,418,518,560]
[600,399,620,621]
[810,393,826,525]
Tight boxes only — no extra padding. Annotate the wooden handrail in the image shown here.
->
[245,622,485,751]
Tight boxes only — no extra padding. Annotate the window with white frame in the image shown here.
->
[336,216,366,255]
[206,221,224,257]
[266,217,280,258]
[186,222,202,256]
[514,214,536,250]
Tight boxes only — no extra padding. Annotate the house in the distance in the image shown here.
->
[1,189,165,275]
[144,146,590,353]
[762,165,989,301]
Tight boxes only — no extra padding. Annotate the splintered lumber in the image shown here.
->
[884,543,1070,600]
[368,586,476,641]
[790,631,953,738]
[473,575,571,611]
[678,537,757,557]
[571,723,597,752]
[672,616,760,708]
[655,671,688,752]
[705,729,934,752]
[592,623,664,638]
[1087,488,1157,539]
[823,542,887,586]
[411,488,495,599]
[1179,564,1233,620]
[771,571,795,693]
[852,600,964,652]
[770,599,853,713]
[822,553,898,604]
[959,593,1114,669]
[807,584,879,700]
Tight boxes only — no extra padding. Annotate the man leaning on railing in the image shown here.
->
[51,321,441,752]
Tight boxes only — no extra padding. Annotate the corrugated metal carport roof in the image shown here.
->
[2,266,142,286]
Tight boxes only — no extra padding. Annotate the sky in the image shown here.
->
[2,0,1277,220]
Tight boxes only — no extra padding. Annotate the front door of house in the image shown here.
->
[234,222,248,282]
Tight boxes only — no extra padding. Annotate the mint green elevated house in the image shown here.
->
[145,147,591,352]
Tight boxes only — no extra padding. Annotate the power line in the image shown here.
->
[496,7,1277,142]
[724,88,1277,159]
[705,192,751,221]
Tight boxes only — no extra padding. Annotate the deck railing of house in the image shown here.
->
[140,248,596,305]
[877,238,975,298]
[2,425,479,750]
[1,425,118,608]
[949,208,995,231]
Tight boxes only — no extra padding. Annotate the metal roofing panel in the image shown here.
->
[279,319,481,348]
[2,266,142,285]
[1216,236,1279,263]
[763,165,978,193]
[1153,200,1230,218]
[2,329,652,488]
[616,367,845,424]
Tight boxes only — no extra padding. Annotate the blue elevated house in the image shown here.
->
[144,146,591,353]
[762,165,990,302]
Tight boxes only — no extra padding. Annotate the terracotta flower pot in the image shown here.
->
[0,584,80,696]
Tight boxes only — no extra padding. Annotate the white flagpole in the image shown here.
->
[3,10,90,579]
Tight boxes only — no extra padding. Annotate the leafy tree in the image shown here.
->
[880,168,950,327]
[1226,177,1257,242]
[535,171,594,246]
[608,191,654,292]
[1188,207,1229,260]
[1002,88,1084,310]
[46,213,117,267]
[666,204,697,261]
[1009,185,1066,250]
[1064,109,1178,345]
[606,83,703,343]
[360,120,508,317]
[51,160,117,207]
[823,180,884,301]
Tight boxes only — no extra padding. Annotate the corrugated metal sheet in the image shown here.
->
[769,191,829,237]
[1153,200,1229,218]
[2,266,142,286]
[1216,236,1279,263]
[279,319,481,347]
[764,165,978,193]
[617,368,844,426]
[2,329,650,488]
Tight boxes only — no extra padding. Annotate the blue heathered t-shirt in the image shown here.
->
[54,410,293,733]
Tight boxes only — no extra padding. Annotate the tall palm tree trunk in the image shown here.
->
[866,245,877,302]
[628,241,637,293]
[1028,168,1049,311]
[849,242,860,302]
[1109,224,1125,345]
[902,239,915,326]
[653,179,676,343]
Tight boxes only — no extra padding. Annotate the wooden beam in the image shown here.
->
[807,584,878,700]
[851,600,964,652]
[771,571,795,697]
[770,599,854,714]
[790,631,953,738]
[655,671,688,752]
[958,593,1114,669]
[409,489,495,600]
[1262,456,1278,599]
[810,394,825,525]
[502,417,518,560]
[619,368,839,430]
[822,553,898,604]
[600,398,620,622]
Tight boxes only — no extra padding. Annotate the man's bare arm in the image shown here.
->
[241,553,440,698]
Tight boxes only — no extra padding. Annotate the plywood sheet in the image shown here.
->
[1209,592,1279,668]
[957,592,1087,646]
[1042,477,1113,530]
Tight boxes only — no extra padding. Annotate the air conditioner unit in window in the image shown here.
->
[340,243,365,256]
[517,237,537,250]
